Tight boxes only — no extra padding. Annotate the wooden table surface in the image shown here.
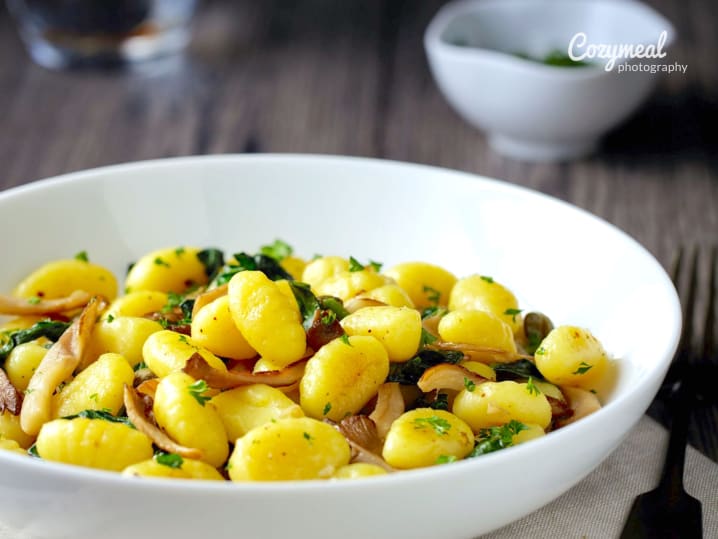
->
[0,0,716,461]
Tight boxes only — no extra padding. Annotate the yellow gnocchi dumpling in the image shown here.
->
[438,309,517,355]
[89,316,164,368]
[36,417,153,471]
[191,295,256,360]
[227,417,351,481]
[4,341,47,392]
[383,262,457,309]
[534,326,608,390]
[449,275,523,334]
[340,306,422,362]
[382,409,474,469]
[123,456,224,480]
[300,335,389,421]
[14,258,117,301]
[228,271,306,369]
[142,330,227,377]
[125,246,208,294]
[452,380,552,431]
[52,353,134,418]
[211,384,304,441]
[153,372,229,468]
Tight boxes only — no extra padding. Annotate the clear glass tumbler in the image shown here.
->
[6,0,198,69]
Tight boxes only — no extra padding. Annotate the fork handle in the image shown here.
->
[657,380,693,495]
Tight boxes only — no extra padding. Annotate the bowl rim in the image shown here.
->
[424,0,677,80]
[0,153,681,493]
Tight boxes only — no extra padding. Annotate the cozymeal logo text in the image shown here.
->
[567,30,687,74]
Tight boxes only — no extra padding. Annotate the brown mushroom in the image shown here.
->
[556,386,601,428]
[183,353,307,389]
[0,368,22,415]
[417,363,489,393]
[0,290,92,316]
[20,296,105,436]
[368,382,404,439]
[191,284,228,318]
[123,385,203,459]
[331,416,395,472]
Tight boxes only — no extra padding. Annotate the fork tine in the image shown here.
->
[701,246,716,359]
[680,247,700,361]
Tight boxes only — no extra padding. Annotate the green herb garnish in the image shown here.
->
[155,452,184,469]
[469,420,528,457]
[323,402,332,415]
[197,248,225,281]
[187,379,211,406]
[526,376,540,396]
[504,308,523,322]
[464,377,476,392]
[259,239,293,261]
[436,455,458,465]
[480,275,494,284]
[413,415,451,435]
[572,362,593,375]
[74,250,89,262]
[154,257,170,268]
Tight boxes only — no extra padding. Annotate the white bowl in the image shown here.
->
[424,0,676,162]
[0,155,679,539]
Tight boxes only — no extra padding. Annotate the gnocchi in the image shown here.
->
[0,241,614,481]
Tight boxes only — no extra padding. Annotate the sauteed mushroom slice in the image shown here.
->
[183,353,306,389]
[0,368,22,415]
[333,416,395,472]
[0,290,92,316]
[556,386,601,428]
[368,382,404,439]
[123,385,203,459]
[20,296,105,436]
[417,363,489,393]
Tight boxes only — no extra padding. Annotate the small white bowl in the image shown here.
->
[0,155,680,538]
[425,0,676,162]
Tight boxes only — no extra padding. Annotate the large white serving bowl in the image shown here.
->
[0,155,679,539]
[425,0,676,162]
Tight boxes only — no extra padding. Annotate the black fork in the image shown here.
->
[619,246,715,539]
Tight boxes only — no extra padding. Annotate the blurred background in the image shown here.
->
[0,0,716,459]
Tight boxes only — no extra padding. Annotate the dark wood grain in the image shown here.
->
[0,0,716,460]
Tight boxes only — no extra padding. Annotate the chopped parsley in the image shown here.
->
[133,361,148,372]
[27,296,41,305]
[419,328,437,347]
[413,415,451,436]
[89,393,99,403]
[323,402,332,415]
[62,409,135,428]
[74,250,89,262]
[526,377,540,396]
[421,305,448,319]
[480,275,494,284]
[535,346,546,356]
[154,257,170,268]
[303,432,314,444]
[469,420,528,457]
[259,239,293,261]
[504,308,523,322]
[106,314,115,323]
[174,247,186,257]
[573,362,593,375]
[155,452,184,469]
[436,455,457,465]
[464,377,476,392]
[187,379,211,406]
[422,285,441,305]
[348,256,382,273]
[340,334,352,346]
